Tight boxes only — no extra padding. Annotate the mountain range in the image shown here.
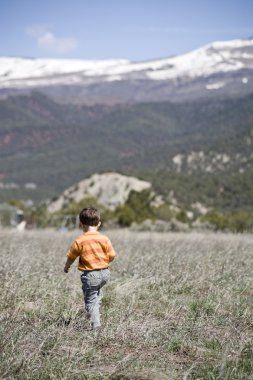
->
[0,38,253,211]
[1,39,253,104]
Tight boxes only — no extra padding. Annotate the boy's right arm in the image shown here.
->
[64,257,74,273]
[64,240,80,273]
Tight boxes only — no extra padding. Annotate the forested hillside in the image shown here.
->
[0,91,253,210]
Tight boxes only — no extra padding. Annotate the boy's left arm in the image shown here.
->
[107,238,117,263]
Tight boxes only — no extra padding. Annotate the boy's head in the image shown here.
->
[79,206,101,227]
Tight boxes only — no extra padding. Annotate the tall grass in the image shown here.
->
[0,229,253,379]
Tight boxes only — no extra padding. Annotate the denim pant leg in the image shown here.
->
[81,269,110,329]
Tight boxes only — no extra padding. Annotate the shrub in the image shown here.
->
[115,190,155,226]
[115,204,136,227]
[152,203,174,221]
[176,209,190,224]
[201,210,227,231]
[228,211,253,233]
[201,209,253,232]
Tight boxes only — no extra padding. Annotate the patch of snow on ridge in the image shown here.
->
[206,82,225,90]
[105,75,122,82]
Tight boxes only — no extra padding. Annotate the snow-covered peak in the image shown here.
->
[146,38,253,80]
[0,39,253,88]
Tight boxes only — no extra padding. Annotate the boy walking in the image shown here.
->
[64,206,116,330]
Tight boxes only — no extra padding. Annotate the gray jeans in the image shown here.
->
[80,268,110,329]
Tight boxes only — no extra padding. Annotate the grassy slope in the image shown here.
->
[1,230,253,379]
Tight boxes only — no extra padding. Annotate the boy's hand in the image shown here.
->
[63,257,74,273]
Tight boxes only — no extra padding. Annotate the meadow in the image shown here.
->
[0,229,253,380]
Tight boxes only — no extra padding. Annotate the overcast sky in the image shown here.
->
[1,0,253,61]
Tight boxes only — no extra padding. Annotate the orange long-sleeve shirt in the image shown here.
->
[66,231,116,271]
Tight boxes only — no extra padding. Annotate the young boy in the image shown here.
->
[64,206,116,330]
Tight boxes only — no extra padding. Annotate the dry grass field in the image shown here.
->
[0,229,253,380]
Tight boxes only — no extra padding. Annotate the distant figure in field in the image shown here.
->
[64,206,116,330]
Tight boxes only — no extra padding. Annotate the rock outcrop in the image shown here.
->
[48,172,151,213]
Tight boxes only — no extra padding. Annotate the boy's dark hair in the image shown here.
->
[79,206,100,226]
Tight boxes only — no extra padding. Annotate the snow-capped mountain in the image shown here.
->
[0,39,253,103]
